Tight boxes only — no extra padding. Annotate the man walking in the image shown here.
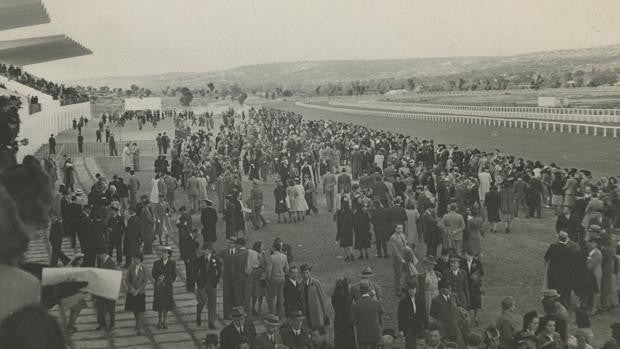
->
[48,134,56,154]
[268,241,289,319]
[398,278,428,349]
[351,283,384,349]
[250,180,267,229]
[109,133,118,156]
[322,168,336,212]
[389,224,408,295]
[196,243,221,329]
[95,250,118,331]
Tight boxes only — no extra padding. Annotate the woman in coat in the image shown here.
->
[484,185,501,234]
[335,198,355,261]
[331,278,356,349]
[466,207,483,256]
[152,246,176,329]
[286,179,298,222]
[370,200,391,258]
[404,203,421,247]
[353,208,371,260]
[125,252,147,335]
[274,179,288,223]
[139,201,155,255]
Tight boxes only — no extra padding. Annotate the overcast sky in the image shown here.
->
[2,0,619,81]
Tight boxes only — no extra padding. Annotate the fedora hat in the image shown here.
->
[542,289,560,298]
[288,310,305,320]
[230,306,246,319]
[264,314,282,326]
[358,267,374,278]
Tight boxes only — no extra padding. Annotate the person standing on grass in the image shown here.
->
[274,179,289,223]
[300,264,329,329]
[267,241,289,319]
[322,168,336,213]
[351,283,384,349]
[335,196,355,262]
[398,278,428,349]
[125,252,147,335]
[441,203,465,254]
[389,224,409,296]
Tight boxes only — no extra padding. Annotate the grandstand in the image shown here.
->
[0,0,92,161]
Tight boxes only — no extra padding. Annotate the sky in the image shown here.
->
[1,0,619,81]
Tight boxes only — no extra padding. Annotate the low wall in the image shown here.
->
[296,102,620,139]
[18,101,91,161]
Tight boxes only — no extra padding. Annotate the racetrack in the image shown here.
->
[269,101,620,178]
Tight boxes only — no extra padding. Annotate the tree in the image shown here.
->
[238,92,248,105]
[0,95,22,169]
[407,78,416,90]
[207,82,215,93]
[179,87,193,106]
[315,85,321,95]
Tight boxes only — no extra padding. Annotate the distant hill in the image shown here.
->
[66,44,620,92]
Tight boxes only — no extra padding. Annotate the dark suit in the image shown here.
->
[196,253,221,325]
[96,256,117,328]
[398,294,428,349]
[534,332,563,349]
[351,296,384,348]
[555,214,583,242]
[232,247,250,312]
[200,206,218,243]
[220,319,256,349]
[252,332,283,349]
[544,242,575,304]
[429,294,459,341]
[218,248,237,318]
[280,325,311,349]
[442,269,469,308]
[283,277,304,317]
[123,215,142,267]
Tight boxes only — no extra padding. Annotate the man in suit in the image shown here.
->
[250,180,267,229]
[300,264,329,329]
[128,170,141,211]
[196,243,221,329]
[321,168,337,212]
[95,250,118,331]
[187,172,200,213]
[107,206,125,265]
[337,168,351,193]
[123,209,142,268]
[218,238,238,319]
[544,231,576,306]
[513,175,529,218]
[268,242,289,318]
[280,310,312,349]
[310,326,335,349]
[586,237,602,315]
[201,199,218,244]
[179,222,199,292]
[430,280,460,343]
[351,283,384,349]
[253,315,283,349]
[441,204,466,254]
[283,264,304,319]
[398,278,428,349]
[220,306,256,349]
[602,322,620,349]
[389,224,408,295]
[442,257,469,309]
[232,238,250,313]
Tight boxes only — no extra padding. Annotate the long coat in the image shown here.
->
[485,190,501,222]
[301,278,328,328]
[140,204,155,254]
[200,206,218,243]
[442,269,470,309]
[152,258,176,311]
[350,296,384,345]
[398,293,428,343]
[123,215,142,259]
[335,209,354,248]
[332,292,356,349]
[370,207,391,243]
[461,258,484,310]
[353,210,371,249]
[544,242,575,297]
[430,294,460,340]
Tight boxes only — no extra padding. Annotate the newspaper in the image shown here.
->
[42,268,122,300]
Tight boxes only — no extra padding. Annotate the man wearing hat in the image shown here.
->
[544,231,575,305]
[200,199,218,244]
[351,282,384,349]
[441,203,465,254]
[253,315,283,348]
[430,279,460,343]
[232,237,251,314]
[351,267,382,302]
[218,238,238,319]
[300,264,329,329]
[281,310,312,349]
[250,179,267,230]
[94,248,118,331]
[220,306,256,349]
[196,243,221,329]
[398,278,428,349]
[107,205,125,266]
[203,333,219,349]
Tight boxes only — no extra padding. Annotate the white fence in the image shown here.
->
[329,100,620,124]
[296,102,620,139]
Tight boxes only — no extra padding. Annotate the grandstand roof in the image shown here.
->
[0,0,51,31]
[0,34,92,66]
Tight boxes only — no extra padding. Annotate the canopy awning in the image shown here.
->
[0,0,51,31]
[0,34,92,66]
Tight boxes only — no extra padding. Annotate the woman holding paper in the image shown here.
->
[125,251,147,335]
[152,246,176,329]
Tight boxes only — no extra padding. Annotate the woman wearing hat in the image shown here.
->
[125,251,147,334]
[152,246,176,329]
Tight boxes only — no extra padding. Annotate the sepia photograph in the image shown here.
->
[0,0,619,348]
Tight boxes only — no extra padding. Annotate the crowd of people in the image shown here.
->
[0,63,89,106]
[0,102,619,349]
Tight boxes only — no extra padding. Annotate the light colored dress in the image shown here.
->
[466,216,483,256]
[423,271,440,316]
[293,184,309,212]
[405,208,420,244]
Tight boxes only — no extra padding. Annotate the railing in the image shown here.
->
[329,100,620,124]
[296,102,620,138]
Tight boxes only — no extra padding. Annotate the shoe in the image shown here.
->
[344,256,350,262]
[209,323,216,330]
[162,324,168,329]
[156,323,162,329]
